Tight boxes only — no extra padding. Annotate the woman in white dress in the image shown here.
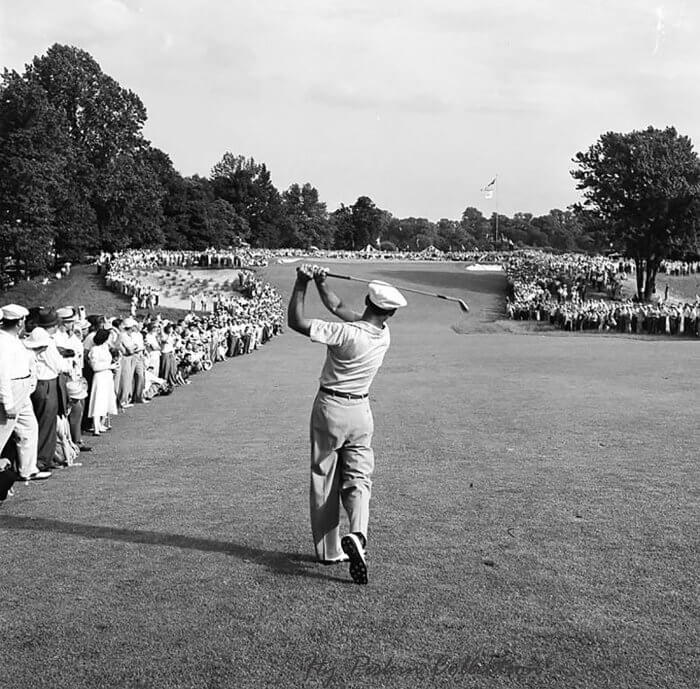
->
[144,323,161,375]
[88,329,118,434]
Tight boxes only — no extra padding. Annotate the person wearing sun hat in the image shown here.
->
[116,316,139,409]
[87,329,118,434]
[288,264,407,585]
[29,309,75,471]
[0,305,50,482]
[55,306,91,451]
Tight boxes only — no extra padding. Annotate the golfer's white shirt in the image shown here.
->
[309,319,390,395]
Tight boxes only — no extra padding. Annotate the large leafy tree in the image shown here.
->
[350,196,384,250]
[210,153,283,247]
[330,197,384,250]
[435,218,476,252]
[460,207,491,245]
[280,183,332,248]
[0,44,168,260]
[330,204,355,249]
[26,44,163,253]
[397,217,437,251]
[572,126,700,300]
[531,209,578,252]
[0,70,69,273]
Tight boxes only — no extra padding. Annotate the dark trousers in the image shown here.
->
[132,355,146,402]
[31,378,59,469]
[228,335,239,357]
[82,367,94,431]
[69,398,83,444]
[0,467,18,501]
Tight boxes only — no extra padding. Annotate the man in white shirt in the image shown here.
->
[0,305,49,482]
[30,308,74,471]
[288,264,406,585]
[117,317,138,408]
[55,307,90,450]
[130,319,147,403]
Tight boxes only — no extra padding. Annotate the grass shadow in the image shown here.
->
[1,515,349,584]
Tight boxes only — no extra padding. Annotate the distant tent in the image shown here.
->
[423,245,443,255]
[363,244,377,253]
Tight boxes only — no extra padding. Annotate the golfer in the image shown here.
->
[288,264,406,584]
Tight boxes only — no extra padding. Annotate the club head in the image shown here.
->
[458,299,470,313]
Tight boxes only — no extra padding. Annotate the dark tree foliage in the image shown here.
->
[0,70,69,273]
[350,197,385,249]
[210,153,284,248]
[572,126,700,300]
[330,197,389,250]
[28,44,161,254]
[280,183,333,249]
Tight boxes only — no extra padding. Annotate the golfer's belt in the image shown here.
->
[319,386,368,400]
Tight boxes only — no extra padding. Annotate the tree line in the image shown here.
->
[1,45,698,300]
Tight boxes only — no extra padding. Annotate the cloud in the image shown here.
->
[2,0,700,218]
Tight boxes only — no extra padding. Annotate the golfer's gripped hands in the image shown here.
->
[312,265,328,283]
[296,264,314,283]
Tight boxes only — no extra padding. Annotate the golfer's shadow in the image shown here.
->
[1,515,349,584]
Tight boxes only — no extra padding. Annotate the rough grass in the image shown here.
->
[0,264,187,321]
[621,272,700,303]
[659,273,700,302]
[1,261,698,689]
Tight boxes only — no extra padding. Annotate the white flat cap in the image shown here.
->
[368,281,407,310]
[23,327,51,349]
[122,317,138,328]
[1,303,29,320]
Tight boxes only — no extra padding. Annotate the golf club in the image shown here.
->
[325,272,470,313]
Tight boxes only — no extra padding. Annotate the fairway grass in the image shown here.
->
[1,262,698,689]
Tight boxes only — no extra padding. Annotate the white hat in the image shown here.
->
[1,303,29,321]
[368,281,407,310]
[122,317,138,328]
[23,327,51,349]
[56,306,77,321]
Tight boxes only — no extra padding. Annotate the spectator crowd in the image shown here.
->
[504,251,700,337]
[0,254,284,503]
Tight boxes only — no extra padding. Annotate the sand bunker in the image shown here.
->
[135,268,246,310]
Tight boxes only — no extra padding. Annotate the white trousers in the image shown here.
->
[0,397,39,479]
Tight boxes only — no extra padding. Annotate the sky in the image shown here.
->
[1,0,698,220]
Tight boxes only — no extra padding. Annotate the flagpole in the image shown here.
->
[481,176,498,243]
[495,176,499,243]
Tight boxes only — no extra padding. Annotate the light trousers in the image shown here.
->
[117,355,135,407]
[0,397,39,478]
[309,391,374,562]
[132,354,146,402]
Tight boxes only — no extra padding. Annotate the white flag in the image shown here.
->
[481,177,496,199]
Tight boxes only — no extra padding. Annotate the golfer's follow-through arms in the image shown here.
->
[288,265,361,336]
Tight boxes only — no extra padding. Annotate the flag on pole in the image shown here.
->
[481,177,496,199]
